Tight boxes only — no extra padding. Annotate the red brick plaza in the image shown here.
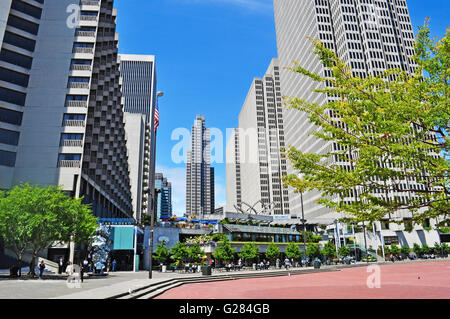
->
[156,261,450,299]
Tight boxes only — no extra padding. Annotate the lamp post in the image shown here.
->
[148,91,164,279]
[299,189,307,266]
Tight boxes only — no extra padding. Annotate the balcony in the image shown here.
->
[70,64,92,71]
[65,101,87,108]
[68,82,90,89]
[60,140,83,147]
[76,31,96,37]
[58,160,81,168]
[80,0,100,5]
[73,47,94,54]
[63,120,85,127]
[80,15,98,22]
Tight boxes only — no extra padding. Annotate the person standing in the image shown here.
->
[79,262,85,283]
[38,261,45,279]
[58,257,64,274]
[65,261,74,276]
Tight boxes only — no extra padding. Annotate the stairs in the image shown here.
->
[108,268,339,300]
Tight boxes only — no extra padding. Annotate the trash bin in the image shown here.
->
[201,265,212,276]
[313,261,321,269]
[345,259,351,265]
[162,265,167,273]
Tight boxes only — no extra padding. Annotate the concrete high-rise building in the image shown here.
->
[119,54,157,222]
[226,59,289,216]
[273,0,419,222]
[0,0,133,218]
[186,115,215,218]
[155,173,172,220]
[273,0,444,248]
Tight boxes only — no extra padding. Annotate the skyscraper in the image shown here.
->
[0,0,133,218]
[155,173,172,220]
[226,59,289,215]
[186,115,215,218]
[119,54,157,222]
[273,0,418,222]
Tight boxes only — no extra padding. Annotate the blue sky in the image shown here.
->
[115,0,449,216]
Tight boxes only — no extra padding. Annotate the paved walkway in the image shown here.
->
[0,258,448,299]
[157,260,450,299]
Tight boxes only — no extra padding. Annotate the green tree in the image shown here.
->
[390,244,401,255]
[283,23,450,225]
[265,243,280,262]
[321,241,336,260]
[285,242,302,261]
[238,243,259,266]
[213,238,235,265]
[0,184,97,277]
[306,243,322,260]
[170,241,189,264]
[153,240,170,265]
[338,245,351,257]
[400,245,411,255]
[188,244,205,264]
[442,243,450,255]
[421,243,431,254]
[413,243,422,256]
[433,242,442,255]
[211,233,228,242]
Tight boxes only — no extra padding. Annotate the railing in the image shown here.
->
[80,0,100,5]
[76,31,96,37]
[68,82,90,89]
[65,100,87,108]
[80,15,98,21]
[63,120,85,127]
[60,140,83,147]
[58,160,81,168]
[70,64,92,71]
[73,47,94,54]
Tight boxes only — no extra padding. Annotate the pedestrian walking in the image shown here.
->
[79,262,85,283]
[38,261,45,279]
[65,261,74,276]
[58,257,64,274]
[284,258,290,270]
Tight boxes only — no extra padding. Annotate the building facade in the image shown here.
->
[226,59,289,216]
[0,0,133,218]
[186,115,215,218]
[119,54,157,222]
[155,172,172,221]
[273,0,446,246]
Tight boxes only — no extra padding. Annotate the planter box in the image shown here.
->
[201,266,212,276]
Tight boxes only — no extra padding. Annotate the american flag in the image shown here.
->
[154,98,159,131]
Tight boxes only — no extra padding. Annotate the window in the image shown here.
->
[0,49,33,69]
[0,87,26,106]
[58,154,81,161]
[63,114,85,121]
[7,14,40,35]
[11,0,43,19]
[0,107,23,125]
[0,150,16,167]
[61,133,83,141]
[0,67,29,87]
[0,128,20,146]
[2,31,36,52]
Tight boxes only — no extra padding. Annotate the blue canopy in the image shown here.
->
[191,219,200,223]
[177,217,187,221]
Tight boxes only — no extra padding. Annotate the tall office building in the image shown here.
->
[273,0,418,222]
[186,115,215,218]
[155,173,172,220]
[0,0,133,218]
[119,54,157,222]
[226,59,290,215]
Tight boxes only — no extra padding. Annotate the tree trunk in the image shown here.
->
[28,250,38,277]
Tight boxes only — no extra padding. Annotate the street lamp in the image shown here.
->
[148,188,162,279]
[299,189,307,266]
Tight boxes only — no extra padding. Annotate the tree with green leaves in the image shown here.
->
[306,243,322,260]
[213,238,235,265]
[170,241,189,264]
[421,243,431,254]
[283,22,449,225]
[321,241,336,261]
[400,245,411,255]
[338,245,351,257]
[0,184,97,277]
[433,242,442,255]
[285,242,302,261]
[442,243,450,255]
[187,244,205,264]
[238,243,259,266]
[390,245,401,256]
[413,243,422,256]
[265,243,280,262]
[153,240,170,265]
[211,233,228,242]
